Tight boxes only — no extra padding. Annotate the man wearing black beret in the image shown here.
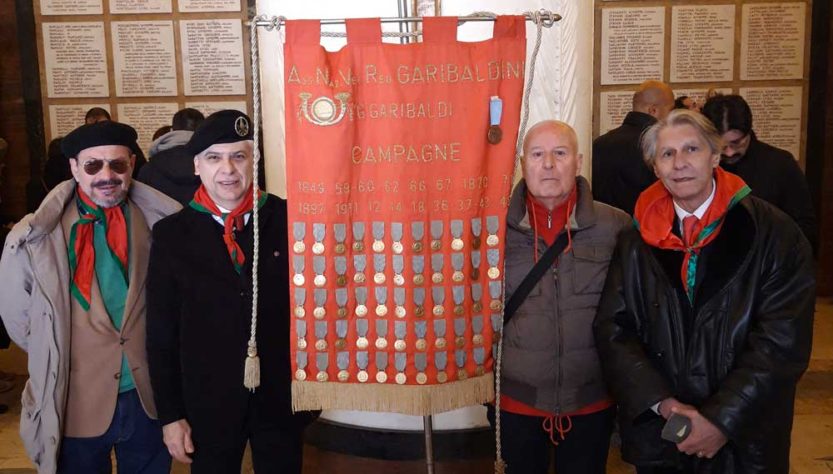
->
[0,120,180,473]
[147,110,315,473]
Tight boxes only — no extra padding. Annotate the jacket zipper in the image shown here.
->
[553,244,562,415]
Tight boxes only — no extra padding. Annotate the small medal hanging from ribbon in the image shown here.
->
[488,96,503,144]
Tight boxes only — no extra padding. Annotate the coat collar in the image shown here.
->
[508,176,597,234]
[20,179,180,244]
[622,111,657,129]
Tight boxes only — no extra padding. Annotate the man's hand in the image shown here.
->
[657,397,695,420]
[163,419,194,464]
[672,406,728,459]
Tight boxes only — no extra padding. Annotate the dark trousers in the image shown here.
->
[190,404,304,474]
[57,389,170,474]
[488,405,615,474]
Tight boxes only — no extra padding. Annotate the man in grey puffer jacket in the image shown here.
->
[489,120,630,474]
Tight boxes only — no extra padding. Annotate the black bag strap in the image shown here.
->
[503,232,569,325]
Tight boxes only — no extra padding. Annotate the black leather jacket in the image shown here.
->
[594,196,815,473]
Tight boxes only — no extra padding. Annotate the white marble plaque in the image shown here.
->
[184,101,248,117]
[112,21,177,97]
[671,5,734,83]
[178,0,240,12]
[739,86,802,160]
[740,3,806,80]
[116,103,180,154]
[599,91,633,135]
[48,103,110,140]
[40,0,102,15]
[109,0,171,13]
[180,19,246,96]
[43,22,109,98]
[601,7,665,85]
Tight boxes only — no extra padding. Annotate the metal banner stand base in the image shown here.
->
[423,415,435,474]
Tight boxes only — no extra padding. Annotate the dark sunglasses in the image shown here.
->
[80,159,130,175]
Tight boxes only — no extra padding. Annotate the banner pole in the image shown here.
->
[250,11,560,28]
[423,415,435,474]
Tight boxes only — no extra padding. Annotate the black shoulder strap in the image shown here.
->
[503,232,569,325]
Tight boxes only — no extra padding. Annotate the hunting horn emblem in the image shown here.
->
[299,92,350,126]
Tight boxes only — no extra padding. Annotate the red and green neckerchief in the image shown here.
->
[189,184,267,273]
[633,167,751,304]
[68,188,129,311]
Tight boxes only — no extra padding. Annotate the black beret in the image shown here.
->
[61,121,139,159]
[186,109,253,155]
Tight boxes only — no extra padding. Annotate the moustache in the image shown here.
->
[721,154,742,161]
[92,179,123,188]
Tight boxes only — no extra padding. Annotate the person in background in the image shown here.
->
[594,109,814,473]
[674,96,699,112]
[701,94,817,252]
[138,108,205,205]
[490,120,630,474]
[152,126,172,143]
[84,107,111,125]
[592,80,675,215]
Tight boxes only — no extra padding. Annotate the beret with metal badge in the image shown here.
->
[186,109,253,155]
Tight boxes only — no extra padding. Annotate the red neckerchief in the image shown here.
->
[526,186,576,262]
[189,184,266,273]
[68,188,128,310]
[633,167,751,303]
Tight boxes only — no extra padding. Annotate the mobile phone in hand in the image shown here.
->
[661,413,692,443]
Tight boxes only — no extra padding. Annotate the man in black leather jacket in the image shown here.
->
[594,110,815,474]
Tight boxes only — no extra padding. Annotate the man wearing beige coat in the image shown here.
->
[0,121,180,473]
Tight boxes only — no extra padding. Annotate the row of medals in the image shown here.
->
[292,234,501,385]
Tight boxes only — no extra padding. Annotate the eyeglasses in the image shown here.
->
[723,133,749,151]
[80,159,130,175]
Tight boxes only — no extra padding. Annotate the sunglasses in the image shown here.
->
[80,159,131,175]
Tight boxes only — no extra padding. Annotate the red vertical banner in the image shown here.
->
[285,16,525,415]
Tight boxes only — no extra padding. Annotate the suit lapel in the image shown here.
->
[121,199,149,329]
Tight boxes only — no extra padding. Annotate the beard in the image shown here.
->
[721,153,744,165]
[90,178,128,208]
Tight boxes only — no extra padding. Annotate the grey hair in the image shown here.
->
[640,109,722,167]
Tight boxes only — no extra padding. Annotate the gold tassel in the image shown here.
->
[244,346,260,391]
[494,459,507,474]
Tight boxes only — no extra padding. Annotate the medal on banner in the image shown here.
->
[294,288,306,319]
[335,319,348,351]
[392,222,404,254]
[296,346,308,381]
[313,289,327,320]
[334,223,347,255]
[353,254,367,284]
[376,351,388,383]
[394,287,406,318]
[487,96,503,145]
[355,287,368,318]
[312,223,325,255]
[336,288,348,319]
[414,287,426,318]
[413,255,425,286]
[373,254,386,285]
[430,220,443,252]
[336,350,350,382]
[296,319,308,351]
[292,255,305,287]
[313,256,326,287]
[353,222,365,252]
[471,217,482,250]
[372,221,385,253]
[412,222,425,253]
[293,222,306,254]
[335,257,348,287]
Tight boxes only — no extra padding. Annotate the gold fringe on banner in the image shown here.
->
[291,373,494,416]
